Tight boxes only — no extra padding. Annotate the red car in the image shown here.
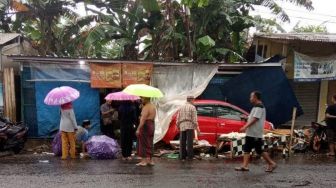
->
[162,100,273,145]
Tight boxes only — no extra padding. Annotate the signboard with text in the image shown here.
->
[122,64,153,87]
[294,52,336,82]
[90,63,122,88]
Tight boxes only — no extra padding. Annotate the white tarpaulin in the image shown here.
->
[294,52,336,81]
[152,64,218,143]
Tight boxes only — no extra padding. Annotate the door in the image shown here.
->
[195,105,217,144]
[289,81,319,127]
[215,105,245,134]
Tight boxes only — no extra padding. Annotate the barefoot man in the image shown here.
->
[136,97,156,166]
[235,91,277,172]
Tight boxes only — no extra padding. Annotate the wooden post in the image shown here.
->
[289,107,297,155]
[3,68,16,122]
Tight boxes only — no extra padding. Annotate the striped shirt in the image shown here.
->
[177,103,198,131]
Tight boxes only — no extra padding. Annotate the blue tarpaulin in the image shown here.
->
[35,82,100,137]
[30,63,90,82]
[200,67,302,126]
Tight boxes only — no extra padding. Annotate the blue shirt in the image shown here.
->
[76,126,89,142]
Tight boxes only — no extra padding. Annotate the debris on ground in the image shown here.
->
[38,160,49,163]
[31,144,51,154]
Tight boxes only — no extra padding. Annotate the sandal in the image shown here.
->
[235,167,249,171]
[126,157,133,160]
[136,162,148,167]
[265,164,277,172]
[326,153,335,157]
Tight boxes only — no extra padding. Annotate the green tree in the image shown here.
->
[1,0,315,62]
[10,0,80,56]
[292,23,328,33]
[180,0,313,62]
[0,0,11,32]
[79,0,162,59]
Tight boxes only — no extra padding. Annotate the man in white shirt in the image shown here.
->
[235,91,277,172]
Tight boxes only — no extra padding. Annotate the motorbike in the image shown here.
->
[292,129,309,153]
[310,121,328,153]
[0,117,29,154]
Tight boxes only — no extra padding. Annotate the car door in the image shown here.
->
[215,105,246,134]
[195,105,217,144]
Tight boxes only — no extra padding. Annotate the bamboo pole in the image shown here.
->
[289,107,297,155]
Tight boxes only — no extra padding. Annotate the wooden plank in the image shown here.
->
[3,68,16,122]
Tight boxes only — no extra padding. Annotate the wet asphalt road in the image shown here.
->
[0,153,335,188]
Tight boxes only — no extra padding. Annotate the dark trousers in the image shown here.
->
[180,129,194,160]
[120,123,134,157]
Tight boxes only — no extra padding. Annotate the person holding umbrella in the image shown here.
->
[123,84,163,166]
[119,101,137,160]
[136,97,156,166]
[44,86,80,160]
[105,92,139,160]
[60,102,78,160]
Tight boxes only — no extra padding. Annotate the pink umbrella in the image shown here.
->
[44,86,80,105]
[105,91,140,101]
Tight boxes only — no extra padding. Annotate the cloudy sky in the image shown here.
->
[252,0,336,33]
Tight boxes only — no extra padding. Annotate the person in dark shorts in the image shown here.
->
[235,91,277,172]
[326,95,336,156]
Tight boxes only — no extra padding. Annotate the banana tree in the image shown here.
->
[75,0,164,59]
[11,0,79,56]
[0,0,10,32]
[188,0,313,62]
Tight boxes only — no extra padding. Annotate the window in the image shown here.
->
[196,105,215,117]
[257,44,268,58]
[216,106,244,121]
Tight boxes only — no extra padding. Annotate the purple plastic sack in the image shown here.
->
[86,135,121,159]
[52,132,62,156]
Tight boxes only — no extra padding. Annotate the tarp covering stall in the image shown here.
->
[35,82,100,137]
[152,64,218,143]
[200,67,302,126]
[23,63,100,137]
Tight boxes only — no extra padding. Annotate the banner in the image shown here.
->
[90,63,122,88]
[122,64,153,87]
[294,52,336,81]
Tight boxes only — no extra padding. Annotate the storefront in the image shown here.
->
[253,33,336,127]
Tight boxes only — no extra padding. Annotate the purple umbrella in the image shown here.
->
[86,135,121,159]
[44,86,80,106]
[104,91,140,101]
[52,132,62,156]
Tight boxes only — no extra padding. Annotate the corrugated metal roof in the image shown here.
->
[254,33,336,43]
[7,55,281,68]
[0,33,21,45]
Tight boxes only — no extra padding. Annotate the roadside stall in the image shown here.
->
[215,132,290,158]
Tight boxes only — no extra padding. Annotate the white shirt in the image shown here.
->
[60,109,78,132]
[246,104,266,138]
